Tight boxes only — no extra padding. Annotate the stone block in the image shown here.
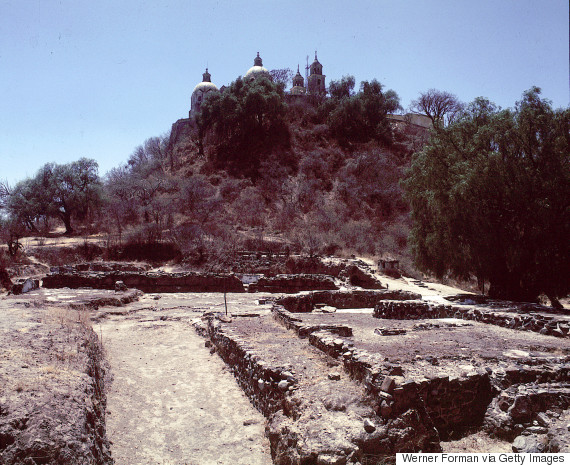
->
[380,376,396,394]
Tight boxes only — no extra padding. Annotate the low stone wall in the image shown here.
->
[484,383,570,441]
[340,264,385,289]
[374,300,570,338]
[42,271,245,293]
[249,274,337,293]
[200,316,297,418]
[70,262,152,272]
[11,278,40,295]
[272,305,353,338]
[277,289,421,313]
[307,329,494,438]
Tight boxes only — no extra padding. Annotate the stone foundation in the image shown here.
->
[374,300,570,338]
[277,289,421,313]
[197,316,296,418]
[249,274,338,293]
[306,327,494,439]
[42,271,245,293]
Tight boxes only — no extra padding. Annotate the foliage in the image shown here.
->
[198,76,290,178]
[5,158,102,234]
[327,78,401,147]
[403,88,570,305]
[328,75,355,99]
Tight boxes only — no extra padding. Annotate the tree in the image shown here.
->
[198,76,290,178]
[327,79,401,146]
[269,68,294,89]
[6,158,102,234]
[403,88,570,307]
[410,88,464,127]
[328,75,355,99]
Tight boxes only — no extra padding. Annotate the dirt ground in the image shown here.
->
[97,294,274,465]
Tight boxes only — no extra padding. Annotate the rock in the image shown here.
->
[278,380,289,391]
[317,454,347,465]
[425,356,439,366]
[380,400,393,418]
[114,280,127,292]
[508,395,532,422]
[328,372,341,381]
[258,379,265,391]
[11,278,39,295]
[380,376,396,394]
[512,434,544,453]
[526,426,548,434]
[321,306,337,313]
[374,327,406,336]
[282,371,296,382]
[536,412,550,427]
[364,418,376,433]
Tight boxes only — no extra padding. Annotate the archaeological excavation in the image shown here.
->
[1,256,568,465]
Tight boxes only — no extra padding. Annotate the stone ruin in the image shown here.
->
[196,285,569,462]
[6,260,569,462]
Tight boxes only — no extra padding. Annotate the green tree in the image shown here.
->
[6,158,102,234]
[198,76,290,178]
[327,79,401,147]
[328,75,355,99]
[403,88,570,307]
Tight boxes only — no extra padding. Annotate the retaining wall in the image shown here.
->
[276,289,421,313]
[200,316,297,418]
[306,328,494,438]
[42,271,245,293]
[249,274,338,293]
[374,300,570,338]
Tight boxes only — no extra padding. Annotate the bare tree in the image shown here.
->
[0,181,10,211]
[269,68,294,89]
[410,89,464,127]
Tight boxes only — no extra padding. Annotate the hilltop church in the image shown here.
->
[189,52,327,116]
[170,51,431,149]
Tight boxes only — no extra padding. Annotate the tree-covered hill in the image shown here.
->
[2,78,567,307]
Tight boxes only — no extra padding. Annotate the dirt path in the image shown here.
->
[99,307,273,465]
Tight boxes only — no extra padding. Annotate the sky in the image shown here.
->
[1,0,568,186]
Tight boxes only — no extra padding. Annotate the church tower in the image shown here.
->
[307,51,326,96]
[290,65,306,95]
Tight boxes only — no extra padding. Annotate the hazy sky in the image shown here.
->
[1,0,568,186]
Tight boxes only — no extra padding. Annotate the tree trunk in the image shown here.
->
[546,294,564,311]
[61,211,73,235]
[488,274,538,303]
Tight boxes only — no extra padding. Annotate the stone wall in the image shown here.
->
[277,289,421,313]
[484,383,570,441]
[249,274,337,293]
[307,328,494,439]
[374,300,570,338]
[42,271,245,293]
[272,305,353,338]
[199,316,297,418]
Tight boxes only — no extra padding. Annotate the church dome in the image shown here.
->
[193,80,219,94]
[192,68,218,93]
[245,52,270,81]
[191,68,219,115]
